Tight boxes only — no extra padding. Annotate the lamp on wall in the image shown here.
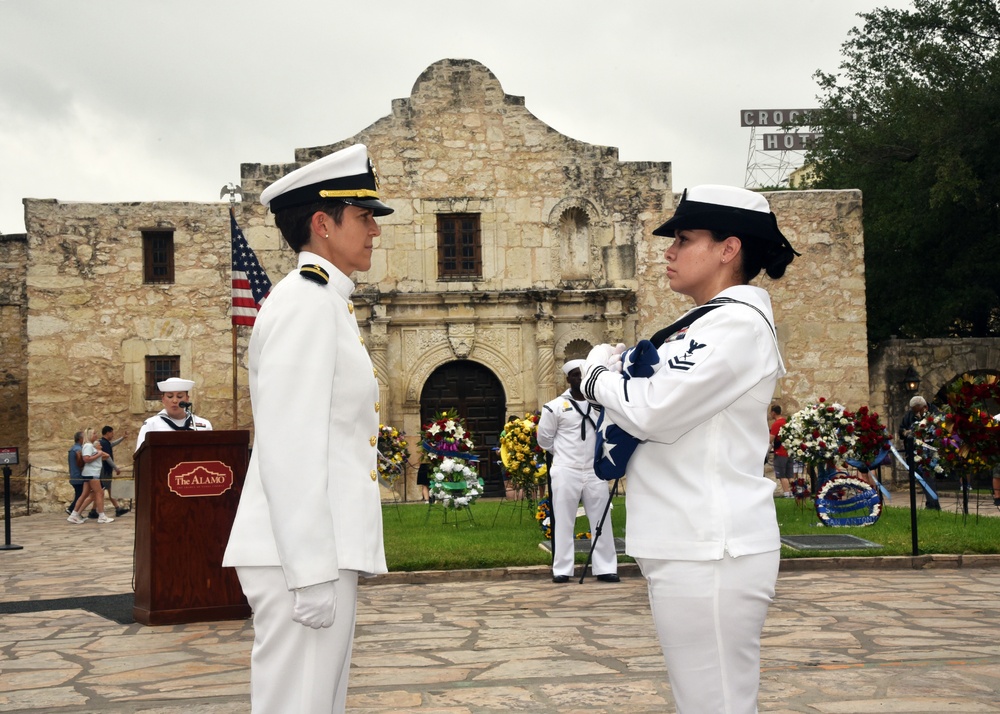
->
[902,366,921,394]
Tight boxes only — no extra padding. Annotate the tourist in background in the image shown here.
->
[67,428,113,524]
[769,404,793,498]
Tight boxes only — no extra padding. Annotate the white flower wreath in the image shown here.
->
[429,456,482,509]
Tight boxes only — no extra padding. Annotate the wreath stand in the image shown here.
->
[491,474,538,526]
[424,478,484,527]
[377,454,404,523]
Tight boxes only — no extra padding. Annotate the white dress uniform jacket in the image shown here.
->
[223,252,387,589]
[135,411,213,452]
[537,393,600,471]
[586,285,785,561]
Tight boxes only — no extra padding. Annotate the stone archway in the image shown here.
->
[419,361,507,497]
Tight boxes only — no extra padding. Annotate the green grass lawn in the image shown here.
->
[382,494,1000,572]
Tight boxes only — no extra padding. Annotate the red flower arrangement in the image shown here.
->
[941,374,1000,474]
[847,405,891,467]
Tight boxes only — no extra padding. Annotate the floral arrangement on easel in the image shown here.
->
[420,410,481,509]
[779,398,857,466]
[376,424,410,486]
[499,411,547,500]
[848,405,892,467]
[913,373,1000,478]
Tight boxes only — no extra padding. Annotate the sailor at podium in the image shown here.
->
[135,377,213,452]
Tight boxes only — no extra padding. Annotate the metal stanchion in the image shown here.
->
[906,448,919,556]
[2,463,24,551]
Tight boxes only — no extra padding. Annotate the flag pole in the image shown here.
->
[226,182,272,434]
[229,204,239,430]
[223,185,242,430]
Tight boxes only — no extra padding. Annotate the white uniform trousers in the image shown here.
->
[637,550,779,714]
[551,464,618,577]
[237,567,360,714]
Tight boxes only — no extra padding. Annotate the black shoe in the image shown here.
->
[88,510,99,519]
[596,573,621,583]
[65,505,73,515]
[552,575,570,583]
[115,507,130,517]
[994,497,1000,507]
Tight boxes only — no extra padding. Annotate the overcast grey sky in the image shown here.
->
[0,0,911,235]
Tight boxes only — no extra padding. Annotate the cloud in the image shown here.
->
[0,0,911,234]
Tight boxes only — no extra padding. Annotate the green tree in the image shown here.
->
[805,0,1000,342]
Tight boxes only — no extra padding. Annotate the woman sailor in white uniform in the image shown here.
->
[135,377,213,452]
[582,185,798,714]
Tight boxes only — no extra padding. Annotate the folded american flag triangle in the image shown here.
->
[593,340,659,480]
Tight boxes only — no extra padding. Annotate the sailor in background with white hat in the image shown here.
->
[536,359,619,584]
[134,377,213,452]
[223,143,391,714]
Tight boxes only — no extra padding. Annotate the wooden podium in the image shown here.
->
[133,430,252,625]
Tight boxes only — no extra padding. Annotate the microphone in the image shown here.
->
[179,401,193,410]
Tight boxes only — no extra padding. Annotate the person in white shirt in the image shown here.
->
[582,185,798,714]
[134,377,213,452]
[537,360,619,584]
[223,143,391,714]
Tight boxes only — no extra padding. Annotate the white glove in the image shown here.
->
[292,581,337,629]
[584,343,615,374]
[606,343,627,373]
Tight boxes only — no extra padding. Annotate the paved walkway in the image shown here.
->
[2,511,1000,713]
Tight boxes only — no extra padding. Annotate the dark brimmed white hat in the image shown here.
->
[157,377,194,392]
[652,185,798,258]
[260,144,393,216]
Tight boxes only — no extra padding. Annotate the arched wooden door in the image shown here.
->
[420,362,506,497]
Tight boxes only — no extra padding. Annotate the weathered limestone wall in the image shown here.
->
[0,233,29,493]
[23,200,258,506]
[763,190,870,412]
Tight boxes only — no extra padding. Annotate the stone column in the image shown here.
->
[368,303,390,410]
[535,302,557,404]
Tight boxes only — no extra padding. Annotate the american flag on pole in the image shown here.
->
[230,209,271,326]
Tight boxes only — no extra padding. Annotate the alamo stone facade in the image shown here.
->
[9,59,873,508]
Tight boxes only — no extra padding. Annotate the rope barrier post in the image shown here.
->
[906,447,919,556]
[1,448,24,550]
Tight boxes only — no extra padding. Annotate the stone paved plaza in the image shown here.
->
[1,510,1000,713]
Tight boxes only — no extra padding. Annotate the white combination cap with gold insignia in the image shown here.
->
[260,143,393,216]
[157,377,195,392]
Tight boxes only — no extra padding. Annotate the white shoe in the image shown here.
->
[67,512,86,524]
[97,514,114,524]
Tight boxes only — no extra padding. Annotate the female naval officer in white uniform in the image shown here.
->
[222,144,391,714]
[582,185,798,714]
